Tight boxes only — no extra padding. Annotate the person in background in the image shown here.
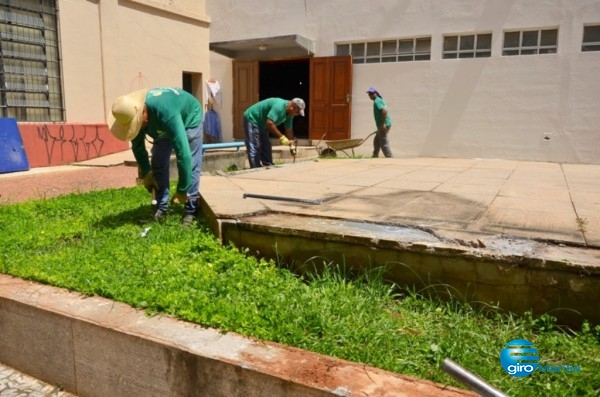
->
[243,97,304,168]
[108,87,203,225]
[366,87,393,158]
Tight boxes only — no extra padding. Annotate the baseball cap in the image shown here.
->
[291,98,305,116]
[366,87,378,94]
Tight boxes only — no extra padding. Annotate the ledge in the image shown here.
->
[0,274,473,396]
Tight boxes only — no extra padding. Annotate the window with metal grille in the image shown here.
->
[336,37,431,64]
[0,0,64,121]
[442,33,492,59]
[582,24,600,52]
[502,28,558,56]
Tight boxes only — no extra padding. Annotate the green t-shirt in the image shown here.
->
[132,87,203,193]
[373,96,392,128]
[243,98,294,130]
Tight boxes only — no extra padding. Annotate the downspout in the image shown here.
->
[97,0,108,121]
[55,0,66,121]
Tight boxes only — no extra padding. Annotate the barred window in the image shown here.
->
[503,28,558,56]
[582,25,600,52]
[443,33,492,59]
[336,37,431,64]
[0,0,64,121]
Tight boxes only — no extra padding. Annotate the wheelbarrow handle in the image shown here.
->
[316,132,327,146]
[315,132,328,154]
[360,131,377,145]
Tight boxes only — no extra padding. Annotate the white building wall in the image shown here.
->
[58,0,209,123]
[207,0,600,164]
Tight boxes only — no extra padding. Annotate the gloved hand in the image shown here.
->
[142,171,158,193]
[279,136,290,146]
[170,191,188,205]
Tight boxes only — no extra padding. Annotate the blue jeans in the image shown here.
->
[151,124,203,215]
[243,116,273,168]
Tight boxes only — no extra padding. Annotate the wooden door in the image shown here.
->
[233,60,258,139]
[309,56,352,141]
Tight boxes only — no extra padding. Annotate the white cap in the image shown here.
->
[291,98,305,117]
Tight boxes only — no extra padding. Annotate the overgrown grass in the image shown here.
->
[1,187,599,396]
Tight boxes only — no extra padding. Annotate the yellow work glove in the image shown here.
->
[170,191,188,205]
[279,136,290,146]
[142,171,158,193]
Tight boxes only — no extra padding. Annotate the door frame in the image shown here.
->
[232,56,352,141]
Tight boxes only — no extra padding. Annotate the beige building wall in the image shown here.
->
[59,0,209,123]
[207,0,600,164]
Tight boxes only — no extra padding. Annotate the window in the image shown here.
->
[336,37,431,64]
[582,25,600,52]
[502,28,558,56]
[400,38,431,61]
[0,0,64,121]
[443,33,492,59]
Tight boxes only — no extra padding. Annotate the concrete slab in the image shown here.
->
[203,158,600,329]
[202,158,600,250]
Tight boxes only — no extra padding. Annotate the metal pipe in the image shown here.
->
[442,358,509,397]
[243,193,321,205]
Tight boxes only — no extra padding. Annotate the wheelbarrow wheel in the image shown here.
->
[319,148,337,158]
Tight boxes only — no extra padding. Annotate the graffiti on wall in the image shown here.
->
[19,123,128,167]
[37,124,105,164]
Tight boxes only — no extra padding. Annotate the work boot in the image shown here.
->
[153,209,167,221]
[182,214,195,226]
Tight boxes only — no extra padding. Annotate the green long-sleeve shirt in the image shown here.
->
[131,88,202,193]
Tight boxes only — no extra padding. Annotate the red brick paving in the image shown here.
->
[0,165,138,204]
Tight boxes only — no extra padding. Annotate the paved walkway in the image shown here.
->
[203,157,600,249]
[0,362,75,397]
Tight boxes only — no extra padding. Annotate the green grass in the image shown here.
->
[1,187,599,396]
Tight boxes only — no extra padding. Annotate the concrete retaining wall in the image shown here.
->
[0,275,474,397]
[221,214,600,328]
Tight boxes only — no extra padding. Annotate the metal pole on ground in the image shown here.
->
[243,193,321,205]
[442,358,509,397]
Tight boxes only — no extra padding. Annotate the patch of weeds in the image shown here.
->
[576,216,588,234]
[0,189,599,397]
[346,154,368,159]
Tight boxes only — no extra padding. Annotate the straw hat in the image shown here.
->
[108,89,149,141]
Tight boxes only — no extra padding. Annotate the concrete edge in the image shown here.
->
[0,274,475,397]
[219,214,600,327]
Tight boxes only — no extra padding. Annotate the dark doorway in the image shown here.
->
[259,59,309,139]
[182,72,192,93]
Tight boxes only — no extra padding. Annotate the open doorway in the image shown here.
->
[232,56,350,141]
[259,59,309,139]
[182,72,203,100]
